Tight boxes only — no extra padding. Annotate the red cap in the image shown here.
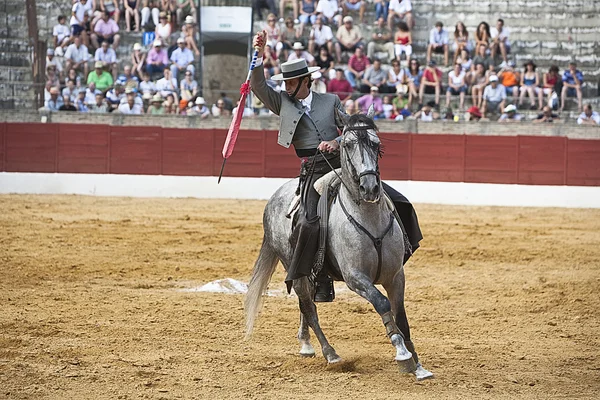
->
[467,106,482,118]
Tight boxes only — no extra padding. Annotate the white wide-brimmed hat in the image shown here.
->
[185,15,194,24]
[195,97,206,105]
[133,43,142,51]
[292,42,305,50]
[271,59,319,81]
[504,104,517,113]
[151,94,163,103]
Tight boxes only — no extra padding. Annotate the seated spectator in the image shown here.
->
[374,0,389,22]
[46,65,61,89]
[64,68,81,88]
[446,63,467,109]
[181,16,201,56]
[44,87,64,111]
[393,20,412,62]
[472,43,493,72]
[382,95,394,119]
[96,0,120,25]
[577,104,600,125]
[70,0,91,45]
[413,104,439,121]
[252,0,278,21]
[118,89,144,114]
[188,96,211,118]
[92,11,121,50]
[419,60,442,108]
[481,75,506,118]
[90,92,109,113]
[124,0,141,32]
[328,68,353,102]
[452,21,470,62]
[316,0,342,27]
[361,59,389,93]
[95,41,117,79]
[131,43,146,77]
[457,49,472,76]
[469,62,488,108]
[141,0,160,29]
[220,92,234,111]
[499,104,521,122]
[105,83,126,109]
[356,86,384,118]
[309,16,334,55]
[342,0,366,24]
[475,21,491,51]
[387,59,407,94]
[179,71,198,100]
[175,0,196,27]
[279,0,299,20]
[315,47,334,80]
[345,99,357,115]
[497,60,519,100]
[299,0,318,32]
[64,36,91,77]
[139,71,157,95]
[75,90,89,112]
[368,17,395,63]
[311,71,327,93]
[465,105,482,121]
[146,40,169,78]
[533,106,560,123]
[46,49,64,80]
[264,13,281,49]
[87,61,114,91]
[518,60,542,110]
[212,98,232,118]
[62,78,79,102]
[561,61,584,112]
[119,65,140,87]
[387,0,413,31]
[404,58,421,109]
[155,11,171,43]
[170,37,195,81]
[84,82,102,105]
[490,19,510,65]
[277,17,301,60]
[335,16,364,63]
[288,42,316,66]
[392,89,411,120]
[156,67,178,103]
[427,21,449,66]
[147,94,165,114]
[53,15,71,49]
[542,65,560,107]
[344,47,369,89]
[263,45,280,76]
[59,95,77,111]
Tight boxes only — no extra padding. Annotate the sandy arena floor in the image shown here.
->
[0,195,599,399]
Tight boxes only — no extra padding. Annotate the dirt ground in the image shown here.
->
[0,195,599,399]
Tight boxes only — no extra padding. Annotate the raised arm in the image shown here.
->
[251,30,282,115]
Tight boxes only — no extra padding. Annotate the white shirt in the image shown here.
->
[95,47,117,64]
[448,70,466,86]
[310,25,334,46]
[70,1,91,26]
[53,23,70,44]
[389,0,412,14]
[491,27,510,46]
[316,0,339,19]
[84,88,101,104]
[46,56,63,73]
[65,43,90,63]
[139,80,157,94]
[118,102,143,114]
[577,111,600,125]
[170,47,194,67]
[156,77,177,93]
[288,51,315,64]
[301,91,314,113]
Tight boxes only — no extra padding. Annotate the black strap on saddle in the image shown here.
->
[337,193,395,284]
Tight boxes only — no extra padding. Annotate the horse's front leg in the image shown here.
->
[344,272,416,373]
[293,277,341,364]
[297,312,315,357]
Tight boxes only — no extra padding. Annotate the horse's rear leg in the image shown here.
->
[293,278,341,364]
[385,269,434,380]
[345,272,416,373]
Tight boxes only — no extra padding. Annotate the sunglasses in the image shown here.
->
[268,19,276,22]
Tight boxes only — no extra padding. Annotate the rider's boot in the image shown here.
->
[314,268,335,302]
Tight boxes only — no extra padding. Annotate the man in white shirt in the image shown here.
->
[170,37,195,81]
[308,16,334,55]
[94,40,117,79]
[46,48,64,79]
[490,18,510,65]
[388,0,413,31]
[427,21,449,67]
[577,104,600,125]
[53,15,71,48]
[287,42,316,65]
[315,0,341,27]
[64,36,90,76]
[118,90,144,114]
[70,0,91,42]
[84,82,101,105]
[156,68,178,100]
[481,75,506,118]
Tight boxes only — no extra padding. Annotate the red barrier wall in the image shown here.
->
[1,122,600,187]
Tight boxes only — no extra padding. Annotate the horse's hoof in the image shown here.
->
[397,357,417,373]
[326,354,343,364]
[414,364,434,381]
[299,343,316,357]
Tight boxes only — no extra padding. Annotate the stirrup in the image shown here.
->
[314,278,335,302]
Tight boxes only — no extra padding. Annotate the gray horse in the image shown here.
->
[244,107,433,380]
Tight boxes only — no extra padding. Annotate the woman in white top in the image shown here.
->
[155,11,171,43]
[387,59,407,94]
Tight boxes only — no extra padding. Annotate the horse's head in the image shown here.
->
[337,106,383,203]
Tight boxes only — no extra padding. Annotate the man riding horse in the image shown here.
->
[250,30,422,302]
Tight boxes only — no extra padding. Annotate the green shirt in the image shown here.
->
[87,71,113,91]
[393,96,408,111]
[149,106,165,115]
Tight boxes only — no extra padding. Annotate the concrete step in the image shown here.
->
[0,38,32,53]
[0,52,31,67]
[0,66,33,82]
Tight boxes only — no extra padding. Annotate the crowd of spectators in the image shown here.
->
[251,0,595,123]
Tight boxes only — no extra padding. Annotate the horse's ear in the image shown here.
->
[366,104,375,119]
[335,106,350,127]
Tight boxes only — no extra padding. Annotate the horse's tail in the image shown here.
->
[244,237,279,339]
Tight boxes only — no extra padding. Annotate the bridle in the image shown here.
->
[341,124,382,204]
